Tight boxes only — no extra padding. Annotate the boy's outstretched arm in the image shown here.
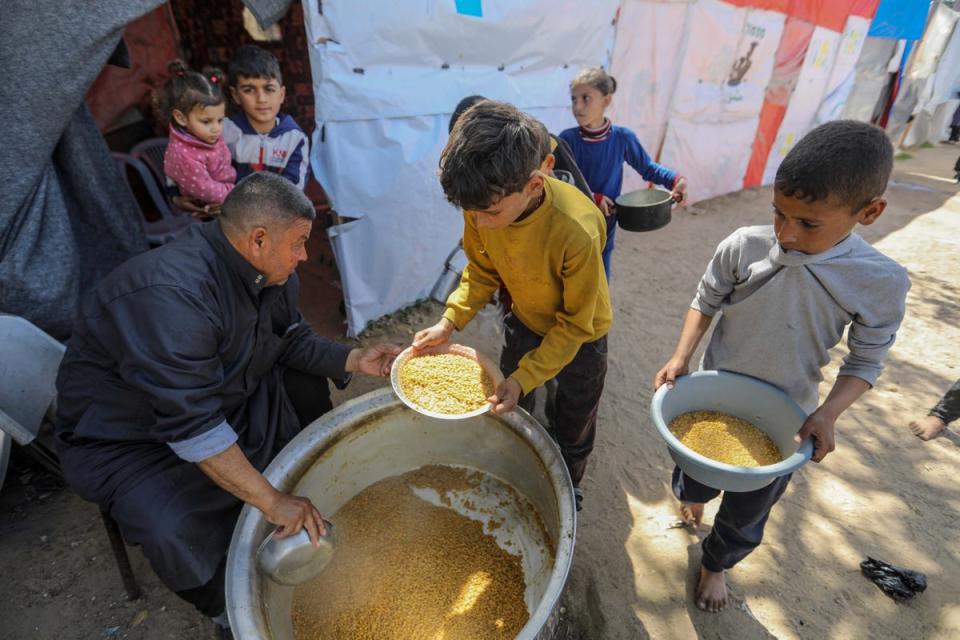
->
[796,375,871,463]
[654,308,712,390]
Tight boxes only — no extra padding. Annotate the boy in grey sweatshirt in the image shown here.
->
[654,120,911,613]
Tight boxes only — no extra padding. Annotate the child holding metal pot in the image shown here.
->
[415,100,611,512]
[559,68,687,279]
[653,121,910,613]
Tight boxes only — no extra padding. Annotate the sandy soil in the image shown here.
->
[2,144,958,639]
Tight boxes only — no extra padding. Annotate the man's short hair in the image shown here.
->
[220,173,315,234]
[440,100,551,211]
[228,45,282,86]
[775,120,893,211]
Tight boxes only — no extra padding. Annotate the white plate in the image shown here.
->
[390,343,504,420]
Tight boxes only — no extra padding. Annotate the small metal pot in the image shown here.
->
[615,189,674,232]
[429,244,465,303]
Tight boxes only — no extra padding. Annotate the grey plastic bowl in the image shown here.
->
[650,370,814,492]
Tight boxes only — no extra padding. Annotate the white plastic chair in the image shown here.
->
[0,315,141,600]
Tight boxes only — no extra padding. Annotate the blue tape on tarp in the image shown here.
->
[869,0,931,40]
[455,0,483,18]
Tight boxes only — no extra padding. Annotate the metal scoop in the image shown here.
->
[256,520,336,585]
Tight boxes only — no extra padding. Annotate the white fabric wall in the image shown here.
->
[814,16,873,126]
[761,25,842,184]
[840,36,899,122]
[303,1,618,335]
[608,0,693,194]
[658,0,785,203]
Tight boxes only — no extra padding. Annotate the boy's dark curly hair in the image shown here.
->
[440,100,550,211]
[775,120,893,211]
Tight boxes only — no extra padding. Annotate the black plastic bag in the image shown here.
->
[860,557,928,601]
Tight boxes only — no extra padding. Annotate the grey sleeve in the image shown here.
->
[168,420,238,462]
[691,230,743,316]
[839,268,911,385]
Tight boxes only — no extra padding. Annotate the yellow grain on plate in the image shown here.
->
[399,352,495,414]
[668,411,782,467]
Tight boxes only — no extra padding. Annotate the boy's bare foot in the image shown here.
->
[695,565,728,613]
[680,502,704,528]
[909,416,947,441]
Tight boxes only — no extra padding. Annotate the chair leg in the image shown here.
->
[99,508,142,601]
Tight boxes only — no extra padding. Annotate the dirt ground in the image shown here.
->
[2,144,958,640]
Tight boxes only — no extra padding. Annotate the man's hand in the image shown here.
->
[795,408,837,463]
[671,177,688,205]
[598,195,616,218]
[197,445,327,545]
[654,355,690,390]
[171,195,220,218]
[263,491,327,545]
[347,343,402,377]
[489,377,522,414]
[412,318,455,351]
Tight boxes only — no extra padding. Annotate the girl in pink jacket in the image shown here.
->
[156,60,236,208]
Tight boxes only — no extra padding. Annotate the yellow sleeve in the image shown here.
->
[442,212,501,330]
[511,231,604,394]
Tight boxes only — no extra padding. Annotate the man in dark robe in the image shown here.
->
[55,172,400,629]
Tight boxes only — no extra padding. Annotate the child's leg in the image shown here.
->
[601,215,617,281]
[551,336,608,486]
[671,467,721,527]
[695,474,792,612]
[499,312,542,414]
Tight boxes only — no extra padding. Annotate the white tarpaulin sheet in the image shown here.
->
[761,25,842,184]
[815,16,872,126]
[659,0,785,203]
[841,36,899,122]
[304,0,617,334]
[889,4,959,144]
[608,0,693,194]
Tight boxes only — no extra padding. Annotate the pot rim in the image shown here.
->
[615,188,674,209]
[225,387,576,640]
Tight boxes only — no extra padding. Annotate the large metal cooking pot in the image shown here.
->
[226,388,576,640]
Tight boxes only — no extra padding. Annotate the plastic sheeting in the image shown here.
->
[609,0,693,194]
[841,37,900,122]
[304,1,618,334]
[815,16,873,125]
[868,0,931,40]
[659,0,786,203]
[761,25,844,184]
[888,4,959,143]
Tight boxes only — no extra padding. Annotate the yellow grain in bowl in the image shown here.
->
[668,411,782,467]
[398,352,495,415]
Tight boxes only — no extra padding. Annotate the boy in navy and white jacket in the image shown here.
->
[224,45,309,190]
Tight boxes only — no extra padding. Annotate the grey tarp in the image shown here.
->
[0,1,164,339]
[242,0,296,30]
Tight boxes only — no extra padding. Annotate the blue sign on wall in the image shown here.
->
[868,0,931,40]
[455,0,483,18]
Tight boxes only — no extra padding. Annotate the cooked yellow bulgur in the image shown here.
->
[399,353,495,414]
[668,411,782,467]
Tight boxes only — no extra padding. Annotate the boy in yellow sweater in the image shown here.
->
[414,101,612,509]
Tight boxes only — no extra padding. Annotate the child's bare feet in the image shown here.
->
[695,565,728,613]
[680,502,704,528]
[909,415,946,441]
